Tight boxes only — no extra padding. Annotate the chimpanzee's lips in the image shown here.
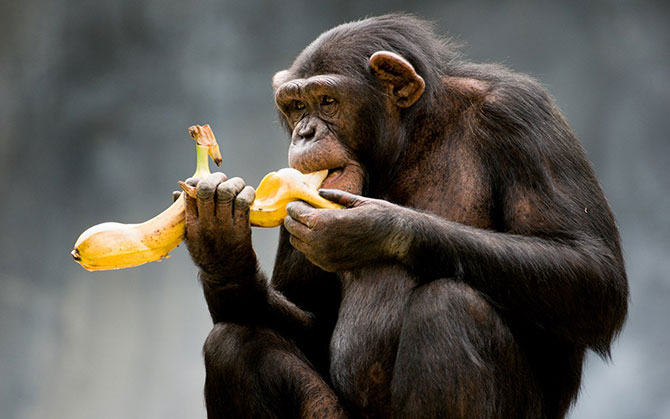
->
[321,167,345,189]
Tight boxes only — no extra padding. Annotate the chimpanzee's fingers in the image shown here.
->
[284,214,312,241]
[319,189,365,208]
[288,228,310,254]
[234,186,255,224]
[183,178,199,230]
[286,201,316,228]
[172,191,182,203]
[196,173,226,224]
[215,177,246,223]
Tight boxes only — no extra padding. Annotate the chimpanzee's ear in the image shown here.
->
[369,51,425,108]
[272,70,292,91]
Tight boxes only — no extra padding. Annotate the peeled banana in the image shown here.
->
[249,168,343,227]
[71,125,218,271]
[71,125,343,272]
[176,167,343,228]
[70,196,188,271]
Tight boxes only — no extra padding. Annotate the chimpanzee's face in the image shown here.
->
[272,50,425,197]
[273,71,367,195]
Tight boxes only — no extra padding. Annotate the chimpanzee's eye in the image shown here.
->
[321,96,336,106]
[294,101,305,110]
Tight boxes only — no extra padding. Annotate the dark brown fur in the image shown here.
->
[187,14,628,418]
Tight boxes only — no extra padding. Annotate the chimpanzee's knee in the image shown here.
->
[202,323,345,418]
[202,323,263,416]
[202,323,246,377]
[203,323,309,417]
[391,279,542,418]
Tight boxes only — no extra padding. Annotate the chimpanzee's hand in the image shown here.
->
[182,173,256,276]
[283,189,408,272]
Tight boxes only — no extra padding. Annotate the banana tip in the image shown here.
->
[71,249,82,262]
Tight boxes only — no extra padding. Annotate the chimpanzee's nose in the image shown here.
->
[297,119,316,140]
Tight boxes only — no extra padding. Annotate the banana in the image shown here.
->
[71,125,217,271]
[71,195,187,271]
[71,125,343,272]
[178,168,344,228]
[249,168,343,227]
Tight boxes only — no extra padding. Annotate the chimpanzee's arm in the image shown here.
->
[184,174,325,337]
[302,180,627,354]
[397,86,628,353]
[399,210,627,354]
[198,230,338,364]
[198,259,314,334]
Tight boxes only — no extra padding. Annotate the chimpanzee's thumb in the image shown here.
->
[318,189,365,208]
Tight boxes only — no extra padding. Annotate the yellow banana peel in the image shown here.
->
[71,125,217,271]
[71,125,342,272]
[70,196,187,271]
[249,168,343,227]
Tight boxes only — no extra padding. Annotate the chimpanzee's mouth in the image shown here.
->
[321,167,345,189]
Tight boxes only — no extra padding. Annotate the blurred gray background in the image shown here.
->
[1,0,668,418]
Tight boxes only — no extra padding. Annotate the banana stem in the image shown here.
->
[179,144,212,198]
[193,145,211,178]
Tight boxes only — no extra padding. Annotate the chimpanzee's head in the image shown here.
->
[271,14,456,196]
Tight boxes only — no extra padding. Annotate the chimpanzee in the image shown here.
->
[181,14,628,419]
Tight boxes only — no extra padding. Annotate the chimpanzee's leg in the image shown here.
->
[203,323,347,419]
[391,279,542,418]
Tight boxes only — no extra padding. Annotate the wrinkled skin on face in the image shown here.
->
[274,73,367,195]
[273,50,426,201]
